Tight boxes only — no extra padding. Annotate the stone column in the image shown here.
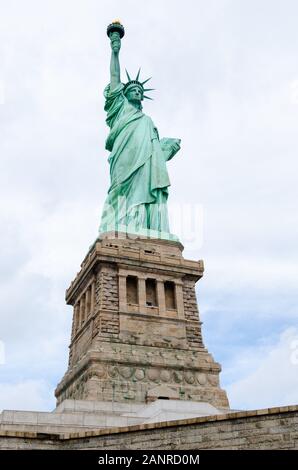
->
[90,281,95,315]
[156,279,166,316]
[71,308,75,339]
[119,274,127,312]
[85,287,90,319]
[74,303,79,333]
[80,295,85,326]
[175,281,185,319]
[76,299,80,330]
[138,276,146,310]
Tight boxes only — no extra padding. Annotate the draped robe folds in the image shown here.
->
[99,83,175,235]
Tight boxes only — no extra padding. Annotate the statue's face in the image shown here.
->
[125,86,143,102]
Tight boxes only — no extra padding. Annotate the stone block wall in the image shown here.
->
[0,405,297,449]
[183,277,204,349]
[62,406,298,450]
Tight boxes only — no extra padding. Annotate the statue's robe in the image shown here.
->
[99,83,175,234]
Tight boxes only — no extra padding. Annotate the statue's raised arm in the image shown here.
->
[109,31,121,91]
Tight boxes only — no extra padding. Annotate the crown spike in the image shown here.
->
[135,68,141,81]
[143,88,155,92]
[125,69,131,81]
[144,95,153,100]
[141,77,152,85]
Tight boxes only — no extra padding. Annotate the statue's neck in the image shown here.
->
[128,100,142,111]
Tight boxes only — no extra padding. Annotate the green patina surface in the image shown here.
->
[99,26,180,240]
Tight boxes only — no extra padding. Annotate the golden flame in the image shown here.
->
[112,19,121,24]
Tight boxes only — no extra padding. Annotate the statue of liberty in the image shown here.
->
[99,21,181,240]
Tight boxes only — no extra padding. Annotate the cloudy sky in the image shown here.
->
[0,0,298,412]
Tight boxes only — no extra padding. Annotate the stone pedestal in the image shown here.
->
[55,234,229,409]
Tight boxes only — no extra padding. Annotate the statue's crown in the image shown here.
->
[123,69,154,100]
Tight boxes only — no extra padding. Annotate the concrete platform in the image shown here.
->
[0,399,228,434]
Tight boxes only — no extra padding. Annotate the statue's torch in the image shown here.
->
[107,20,125,39]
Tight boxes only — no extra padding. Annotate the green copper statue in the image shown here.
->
[99,21,181,239]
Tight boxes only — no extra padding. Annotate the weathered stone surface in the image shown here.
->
[0,406,297,449]
[55,235,229,409]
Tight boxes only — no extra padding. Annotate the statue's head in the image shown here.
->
[123,69,154,106]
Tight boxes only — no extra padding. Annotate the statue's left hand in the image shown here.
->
[160,137,181,161]
[171,139,181,153]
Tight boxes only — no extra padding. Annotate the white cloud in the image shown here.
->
[0,380,54,412]
[0,341,5,365]
[226,328,298,410]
